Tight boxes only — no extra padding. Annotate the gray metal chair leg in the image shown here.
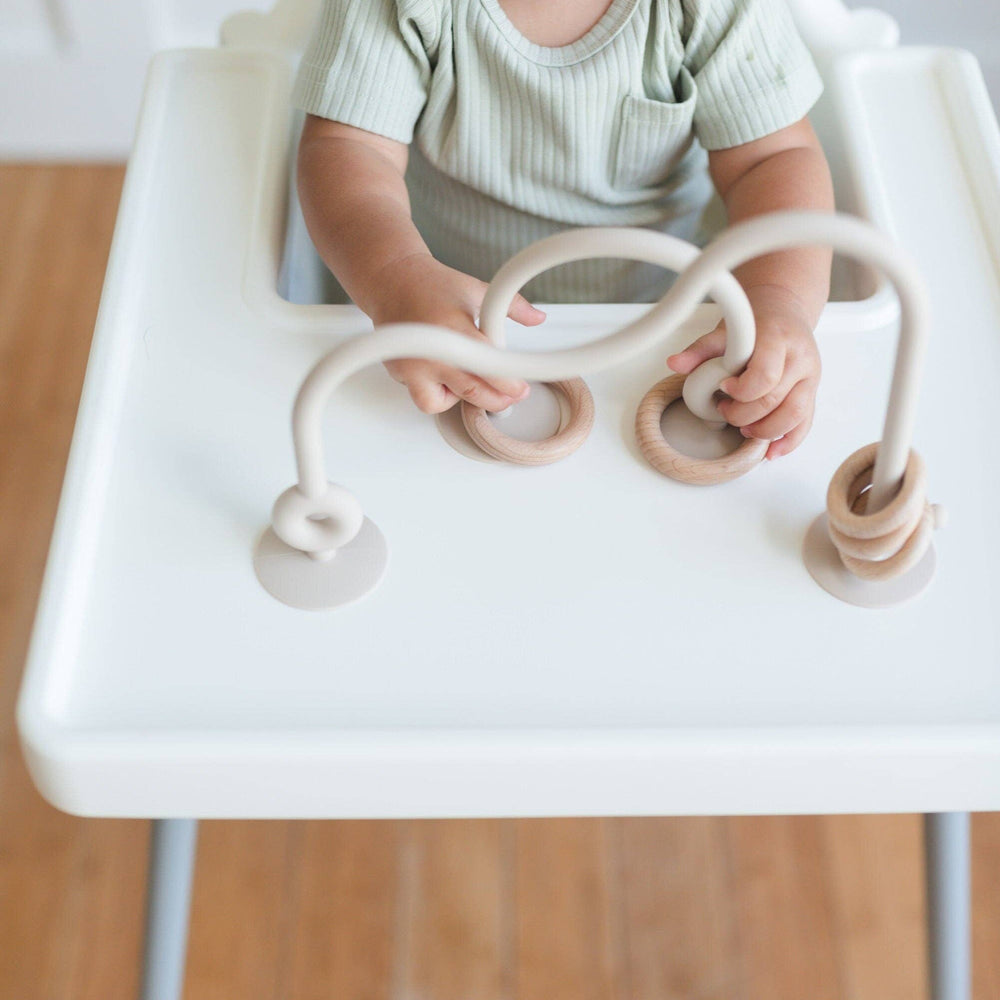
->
[139,819,199,1000]
[925,812,971,1000]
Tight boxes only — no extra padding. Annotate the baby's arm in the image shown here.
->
[668,117,835,459]
[297,113,541,413]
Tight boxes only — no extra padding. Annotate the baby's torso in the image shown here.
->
[407,0,716,301]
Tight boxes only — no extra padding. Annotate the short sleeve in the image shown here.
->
[292,0,440,144]
[681,0,823,150]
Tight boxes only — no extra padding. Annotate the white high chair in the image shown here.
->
[15,1,1000,998]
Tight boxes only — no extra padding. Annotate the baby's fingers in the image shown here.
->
[667,326,727,374]
[721,341,786,403]
[408,380,459,415]
[478,371,530,401]
[444,373,521,412]
[507,293,547,327]
[459,328,530,399]
[766,409,814,460]
[739,378,816,441]
[456,357,528,401]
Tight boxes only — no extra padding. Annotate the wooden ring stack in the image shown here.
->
[460,377,595,465]
[826,442,938,581]
[635,374,767,485]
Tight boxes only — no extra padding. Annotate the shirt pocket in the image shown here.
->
[611,73,697,190]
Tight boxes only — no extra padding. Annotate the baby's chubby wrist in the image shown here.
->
[354,250,442,326]
[734,283,823,372]
[742,282,819,333]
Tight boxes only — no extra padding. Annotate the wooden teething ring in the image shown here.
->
[461,377,595,466]
[635,374,767,486]
[826,442,936,581]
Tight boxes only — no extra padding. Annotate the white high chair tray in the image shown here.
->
[17,44,1000,819]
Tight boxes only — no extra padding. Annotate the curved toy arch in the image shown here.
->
[475,226,759,427]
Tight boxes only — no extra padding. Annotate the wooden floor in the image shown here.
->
[1,163,999,1000]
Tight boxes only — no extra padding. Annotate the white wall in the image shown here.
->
[0,0,271,158]
[0,0,998,158]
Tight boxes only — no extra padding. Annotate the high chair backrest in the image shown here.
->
[221,0,899,56]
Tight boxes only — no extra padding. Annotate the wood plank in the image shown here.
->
[63,817,147,1000]
[185,820,296,1000]
[513,817,621,1000]
[283,820,400,1000]
[726,816,843,1000]
[0,752,85,998]
[618,817,742,1000]
[822,814,926,1000]
[399,819,508,1000]
[973,813,1000,1000]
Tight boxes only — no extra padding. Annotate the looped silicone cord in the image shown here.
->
[271,483,363,559]
[478,227,757,424]
[279,213,929,558]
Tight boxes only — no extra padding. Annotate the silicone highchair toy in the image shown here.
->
[256,212,943,611]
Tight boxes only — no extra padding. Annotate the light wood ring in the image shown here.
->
[460,378,595,466]
[826,443,927,540]
[834,507,936,581]
[635,374,767,486]
[825,442,934,581]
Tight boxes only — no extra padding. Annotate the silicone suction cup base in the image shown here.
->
[436,405,501,464]
[254,517,388,611]
[803,513,936,609]
[436,381,566,463]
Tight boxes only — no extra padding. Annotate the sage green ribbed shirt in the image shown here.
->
[293,0,823,302]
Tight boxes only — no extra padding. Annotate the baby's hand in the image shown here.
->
[369,253,545,414]
[667,284,821,460]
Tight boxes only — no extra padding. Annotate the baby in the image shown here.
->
[294,0,834,459]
